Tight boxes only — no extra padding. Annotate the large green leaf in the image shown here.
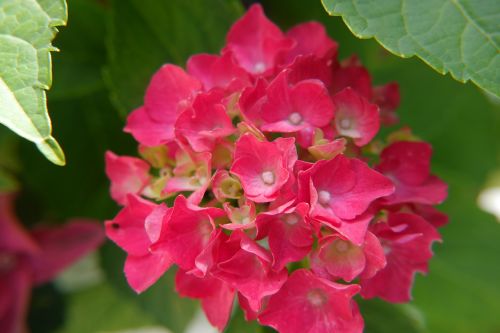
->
[0,0,67,165]
[321,0,500,98]
[104,0,243,116]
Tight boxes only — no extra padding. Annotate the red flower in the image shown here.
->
[105,4,448,332]
[230,134,296,203]
[360,213,441,302]
[259,269,364,333]
[377,141,448,205]
[225,4,293,76]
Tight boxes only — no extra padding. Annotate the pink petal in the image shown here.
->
[378,141,448,205]
[332,87,380,146]
[187,52,251,93]
[151,196,224,271]
[360,213,441,302]
[0,194,38,255]
[238,79,268,125]
[124,106,173,147]
[330,57,373,100]
[176,269,234,331]
[312,235,366,282]
[124,252,172,294]
[30,219,104,285]
[261,73,334,133]
[258,269,363,333]
[230,134,293,203]
[285,22,338,64]
[105,151,151,205]
[373,82,400,125]
[301,155,394,224]
[0,263,32,333]
[105,195,156,256]
[256,203,313,271]
[175,92,235,152]
[225,4,293,75]
[214,231,288,312]
[145,64,201,124]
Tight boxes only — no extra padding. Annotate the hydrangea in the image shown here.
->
[105,5,448,333]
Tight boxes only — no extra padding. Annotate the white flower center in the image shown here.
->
[283,213,299,225]
[0,253,15,272]
[307,289,327,306]
[335,240,350,253]
[288,112,303,125]
[339,118,352,130]
[261,171,275,185]
[318,190,331,206]
[253,62,266,74]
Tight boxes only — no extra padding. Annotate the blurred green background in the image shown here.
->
[1,0,498,332]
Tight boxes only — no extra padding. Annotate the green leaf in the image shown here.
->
[0,0,68,165]
[55,283,158,333]
[358,298,426,333]
[321,0,500,97]
[104,0,243,116]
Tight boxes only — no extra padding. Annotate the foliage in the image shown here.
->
[0,0,67,165]
[322,0,500,98]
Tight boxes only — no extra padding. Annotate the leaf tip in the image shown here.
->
[36,137,66,166]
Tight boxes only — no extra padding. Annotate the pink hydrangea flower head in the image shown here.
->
[225,4,293,76]
[230,134,295,203]
[105,4,449,331]
[331,87,380,146]
[258,269,364,333]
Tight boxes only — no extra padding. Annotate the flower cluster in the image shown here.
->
[105,5,448,333]
[0,193,104,333]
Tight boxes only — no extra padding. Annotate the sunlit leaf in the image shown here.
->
[0,0,68,165]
